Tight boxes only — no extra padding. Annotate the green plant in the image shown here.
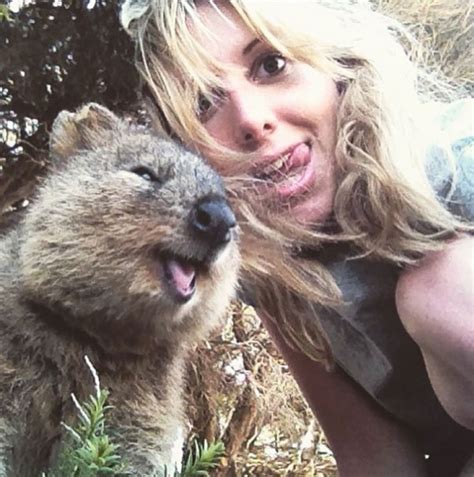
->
[42,356,127,477]
[0,4,10,22]
[42,356,225,477]
[178,440,226,477]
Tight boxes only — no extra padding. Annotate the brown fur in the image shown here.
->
[0,104,239,476]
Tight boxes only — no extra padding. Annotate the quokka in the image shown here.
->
[0,103,240,476]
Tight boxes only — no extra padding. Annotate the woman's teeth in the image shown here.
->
[258,153,291,179]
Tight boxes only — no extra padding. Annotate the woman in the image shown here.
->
[120,1,473,475]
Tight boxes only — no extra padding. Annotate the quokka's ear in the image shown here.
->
[50,103,121,159]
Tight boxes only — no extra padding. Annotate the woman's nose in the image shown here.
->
[227,88,276,150]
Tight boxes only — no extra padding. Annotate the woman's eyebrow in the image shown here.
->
[243,39,261,56]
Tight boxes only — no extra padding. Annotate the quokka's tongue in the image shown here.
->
[164,259,196,297]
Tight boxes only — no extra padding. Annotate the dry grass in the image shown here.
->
[188,303,337,477]
[375,0,473,90]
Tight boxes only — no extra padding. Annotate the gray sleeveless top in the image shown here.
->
[317,99,473,456]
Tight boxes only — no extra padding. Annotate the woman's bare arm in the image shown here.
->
[260,312,428,477]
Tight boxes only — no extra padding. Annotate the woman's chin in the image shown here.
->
[290,194,334,227]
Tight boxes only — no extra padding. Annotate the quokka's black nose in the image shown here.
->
[190,197,236,246]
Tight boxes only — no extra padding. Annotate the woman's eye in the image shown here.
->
[254,53,287,79]
[197,88,226,122]
[197,94,213,116]
[130,166,161,183]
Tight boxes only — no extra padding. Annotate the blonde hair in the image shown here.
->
[123,0,470,365]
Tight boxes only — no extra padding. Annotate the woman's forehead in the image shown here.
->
[190,1,255,60]
[188,1,295,76]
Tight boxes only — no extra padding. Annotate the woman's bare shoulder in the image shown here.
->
[395,236,473,339]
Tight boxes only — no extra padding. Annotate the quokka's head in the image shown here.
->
[20,103,240,350]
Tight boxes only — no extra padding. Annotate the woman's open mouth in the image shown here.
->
[254,142,316,199]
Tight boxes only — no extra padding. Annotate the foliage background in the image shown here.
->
[0,1,472,475]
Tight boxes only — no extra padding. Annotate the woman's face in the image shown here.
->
[192,2,340,224]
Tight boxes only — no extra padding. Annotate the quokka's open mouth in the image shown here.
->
[162,256,197,302]
[155,250,210,304]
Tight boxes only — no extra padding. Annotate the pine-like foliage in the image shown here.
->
[43,389,126,477]
[178,440,225,477]
[41,357,225,477]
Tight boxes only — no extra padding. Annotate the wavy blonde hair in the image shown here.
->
[123,0,470,365]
